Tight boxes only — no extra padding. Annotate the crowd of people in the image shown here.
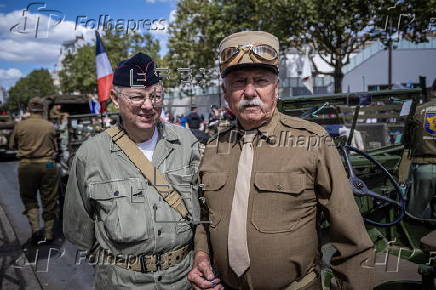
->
[161,105,236,136]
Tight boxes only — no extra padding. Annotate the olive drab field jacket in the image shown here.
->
[64,121,200,290]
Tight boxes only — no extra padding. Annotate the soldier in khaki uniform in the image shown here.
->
[10,97,59,243]
[404,80,436,219]
[188,31,374,290]
[63,53,200,289]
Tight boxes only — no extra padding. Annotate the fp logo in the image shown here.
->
[10,2,65,38]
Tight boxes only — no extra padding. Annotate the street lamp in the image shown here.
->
[379,15,400,90]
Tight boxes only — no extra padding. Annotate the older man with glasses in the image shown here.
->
[188,31,374,290]
[64,53,200,289]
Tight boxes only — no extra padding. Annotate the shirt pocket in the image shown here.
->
[164,166,193,188]
[164,166,198,226]
[201,172,228,228]
[251,172,306,233]
[89,178,149,243]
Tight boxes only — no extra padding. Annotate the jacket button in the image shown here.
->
[114,190,119,196]
[157,229,162,236]
[157,276,162,281]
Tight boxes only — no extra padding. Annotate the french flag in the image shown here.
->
[95,31,113,113]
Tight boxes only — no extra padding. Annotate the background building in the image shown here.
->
[50,35,86,88]
[0,86,9,105]
[342,38,436,92]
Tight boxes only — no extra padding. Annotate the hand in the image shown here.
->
[188,251,224,290]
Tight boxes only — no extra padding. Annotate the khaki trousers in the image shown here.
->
[18,160,60,222]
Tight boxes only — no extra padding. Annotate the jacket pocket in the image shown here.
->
[254,172,304,195]
[164,166,193,189]
[202,172,227,191]
[89,178,149,243]
[252,172,306,233]
[201,172,227,228]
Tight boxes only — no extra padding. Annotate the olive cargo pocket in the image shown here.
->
[201,172,227,228]
[164,166,193,187]
[252,172,305,233]
[90,178,149,243]
[202,172,227,191]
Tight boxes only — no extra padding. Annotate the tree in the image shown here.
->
[167,0,278,88]
[7,69,55,111]
[168,0,435,93]
[59,45,95,94]
[270,0,387,93]
[59,30,162,94]
[376,0,436,43]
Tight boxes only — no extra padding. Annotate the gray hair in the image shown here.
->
[112,85,123,95]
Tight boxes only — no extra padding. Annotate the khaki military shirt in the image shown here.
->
[194,111,374,289]
[9,114,56,159]
[64,121,200,289]
[407,100,436,163]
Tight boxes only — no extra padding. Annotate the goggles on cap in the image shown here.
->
[220,43,278,65]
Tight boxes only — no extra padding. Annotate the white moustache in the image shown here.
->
[238,98,264,109]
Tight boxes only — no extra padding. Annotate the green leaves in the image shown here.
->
[7,69,55,111]
[168,0,435,93]
[58,31,163,95]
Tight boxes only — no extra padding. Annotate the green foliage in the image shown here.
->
[375,0,436,43]
[59,45,95,94]
[167,0,276,89]
[168,0,436,93]
[7,69,55,112]
[59,30,162,94]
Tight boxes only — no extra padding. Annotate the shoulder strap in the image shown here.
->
[105,126,190,219]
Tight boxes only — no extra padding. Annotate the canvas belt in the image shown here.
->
[98,244,191,273]
[284,270,317,290]
[19,157,54,163]
[411,156,436,164]
[105,126,190,219]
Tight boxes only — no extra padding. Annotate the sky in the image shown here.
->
[0,0,178,89]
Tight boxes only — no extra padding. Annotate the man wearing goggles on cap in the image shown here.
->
[64,53,200,289]
[188,31,374,290]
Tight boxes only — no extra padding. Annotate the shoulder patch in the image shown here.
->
[279,115,327,136]
[423,106,436,135]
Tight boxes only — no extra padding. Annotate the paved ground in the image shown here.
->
[0,161,93,290]
[0,160,425,289]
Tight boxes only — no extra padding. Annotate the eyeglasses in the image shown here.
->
[220,44,278,65]
[118,91,163,106]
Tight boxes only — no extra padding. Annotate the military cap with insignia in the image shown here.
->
[113,53,161,87]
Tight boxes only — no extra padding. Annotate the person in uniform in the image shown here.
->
[188,31,374,290]
[10,97,59,244]
[404,79,436,219]
[63,53,200,289]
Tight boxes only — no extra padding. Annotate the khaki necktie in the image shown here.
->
[228,131,256,277]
